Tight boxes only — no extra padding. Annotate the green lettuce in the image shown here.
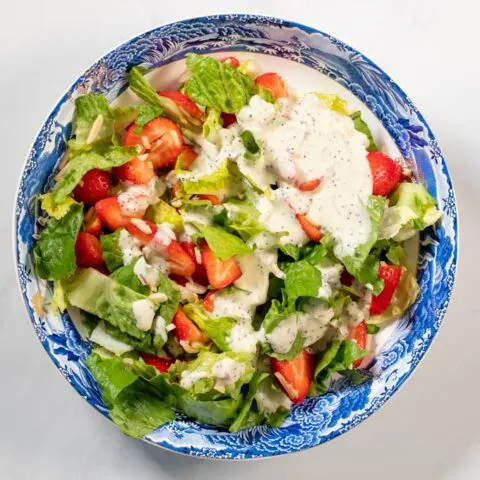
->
[145,199,183,232]
[182,303,236,351]
[100,230,124,272]
[180,160,230,195]
[63,268,162,340]
[111,105,139,133]
[343,196,387,294]
[312,339,368,394]
[155,273,181,325]
[39,193,79,219]
[191,222,253,259]
[316,93,349,115]
[350,111,377,152]
[33,203,83,280]
[183,53,254,113]
[239,130,261,163]
[203,108,222,142]
[110,258,149,295]
[284,260,322,303]
[134,104,163,133]
[52,145,138,204]
[85,353,174,438]
[255,85,275,104]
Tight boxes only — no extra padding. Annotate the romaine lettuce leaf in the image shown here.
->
[183,53,254,114]
[33,203,83,280]
[145,199,183,232]
[109,258,149,295]
[39,193,79,219]
[315,93,349,115]
[52,280,68,312]
[191,222,253,259]
[202,108,222,143]
[239,130,261,163]
[255,86,275,104]
[229,372,269,432]
[52,145,138,204]
[284,260,322,302]
[111,105,139,133]
[100,230,124,272]
[180,160,230,195]
[156,273,181,325]
[279,244,301,261]
[182,303,235,351]
[134,104,163,133]
[343,196,387,295]
[350,111,377,152]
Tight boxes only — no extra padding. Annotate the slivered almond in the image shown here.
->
[86,114,104,145]
[274,372,299,399]
[130,218,152,234]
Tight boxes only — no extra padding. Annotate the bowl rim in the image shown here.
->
[13,13,458,460]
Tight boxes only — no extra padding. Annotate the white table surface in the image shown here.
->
[1,1,479,478]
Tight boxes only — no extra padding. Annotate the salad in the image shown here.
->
[33,53,442,438]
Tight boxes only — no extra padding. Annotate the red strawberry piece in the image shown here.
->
[348,321,367,368]
[296,214,323,242]
[112,157,155,185]
[94,265,109,275]
[298,178,322,192]
[254,72,287,99]
[179,241,208,286]
[84,207,102,237]
[139,352,174,373]
[270,350,314,404]
[173,307,209,346]
[166,240,196,277]
[367,151,402,196]
[123,117,183,171]
[95,197,132,231]
[370,263,403,315]
[203,291,216,313]
[75,232,104,268]
[222,56,240,68]
[157,90,204,121]
[197,194,221,205]
[221,112,237,127]
[73,169,111,205]
[126,219,157,246]
[340,270,355,287]
[200,243,242,289]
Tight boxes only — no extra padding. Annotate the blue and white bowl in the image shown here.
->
[14,14,458,459]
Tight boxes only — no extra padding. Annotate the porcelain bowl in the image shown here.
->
[14,14,458,459]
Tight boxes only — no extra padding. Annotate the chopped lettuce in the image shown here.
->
[145,199,183,232]
[33,203,83,280]
[315,93,349,115]
[85,353,174,438]
[134,104,163,133]
[343,196,387,294]
[39,193,78,219]
[191,222,253,260]
[63,268,162,340]
[155,273,181,325]
[255,86,275,104]
[284,260,323,303]
[100,230,124,272]
[110,258,149,295]
[312,340,368,394]
[183,53,254,114]
[180,160,230,195]
[380,182,442,241]
[52,280,68,312]
[182,303,235,351]
[350,111,377,152]
[239,130,261,163]
[202,108,222,143]
[52,145,138,204]
[111,105,139,133]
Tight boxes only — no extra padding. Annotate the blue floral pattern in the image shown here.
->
[13,15,458,459]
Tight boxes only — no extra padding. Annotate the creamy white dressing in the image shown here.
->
[132,299,156,332]
[228,322,265,354]
[266,313,298,354]
[180,369,209,390]
[316,262,343,299]
[153,315,168,343]
[118,229,142,265]
[117,177,161,216]
[181,208,213,239]
[255,378,292,415]
[133,256,160,291]
[212,358,245,392]
[299,301,335,347]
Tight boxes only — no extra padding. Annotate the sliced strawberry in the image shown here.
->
[73,169,111,205]
[254,72,287,99]
[75,232,104,268]
[173,307,209,346]
[201,243,242,289]
[298,178,322,192]
[197,194,221,205]
[172,181,181,198]
[158,90,204,121]
[95,197,132,231]
[84,207,102,236]
[177,145,198,170]
[340,270,355,287]
[94,265,109,275]
[139,352,174,373]
[370,263,403,315]
[222,56,240,68]
[270,350,314,404]
[203,291,215,313]
[126,219,157,246]
[367,152,402,196]
[348,321,367,368]
[169,274,187,286]
[112,157,155,185]
[166,241,196,277]
[180,241,208,285]
[296,214,323,242]
[123,117,183,171]
[221,112,237,127]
